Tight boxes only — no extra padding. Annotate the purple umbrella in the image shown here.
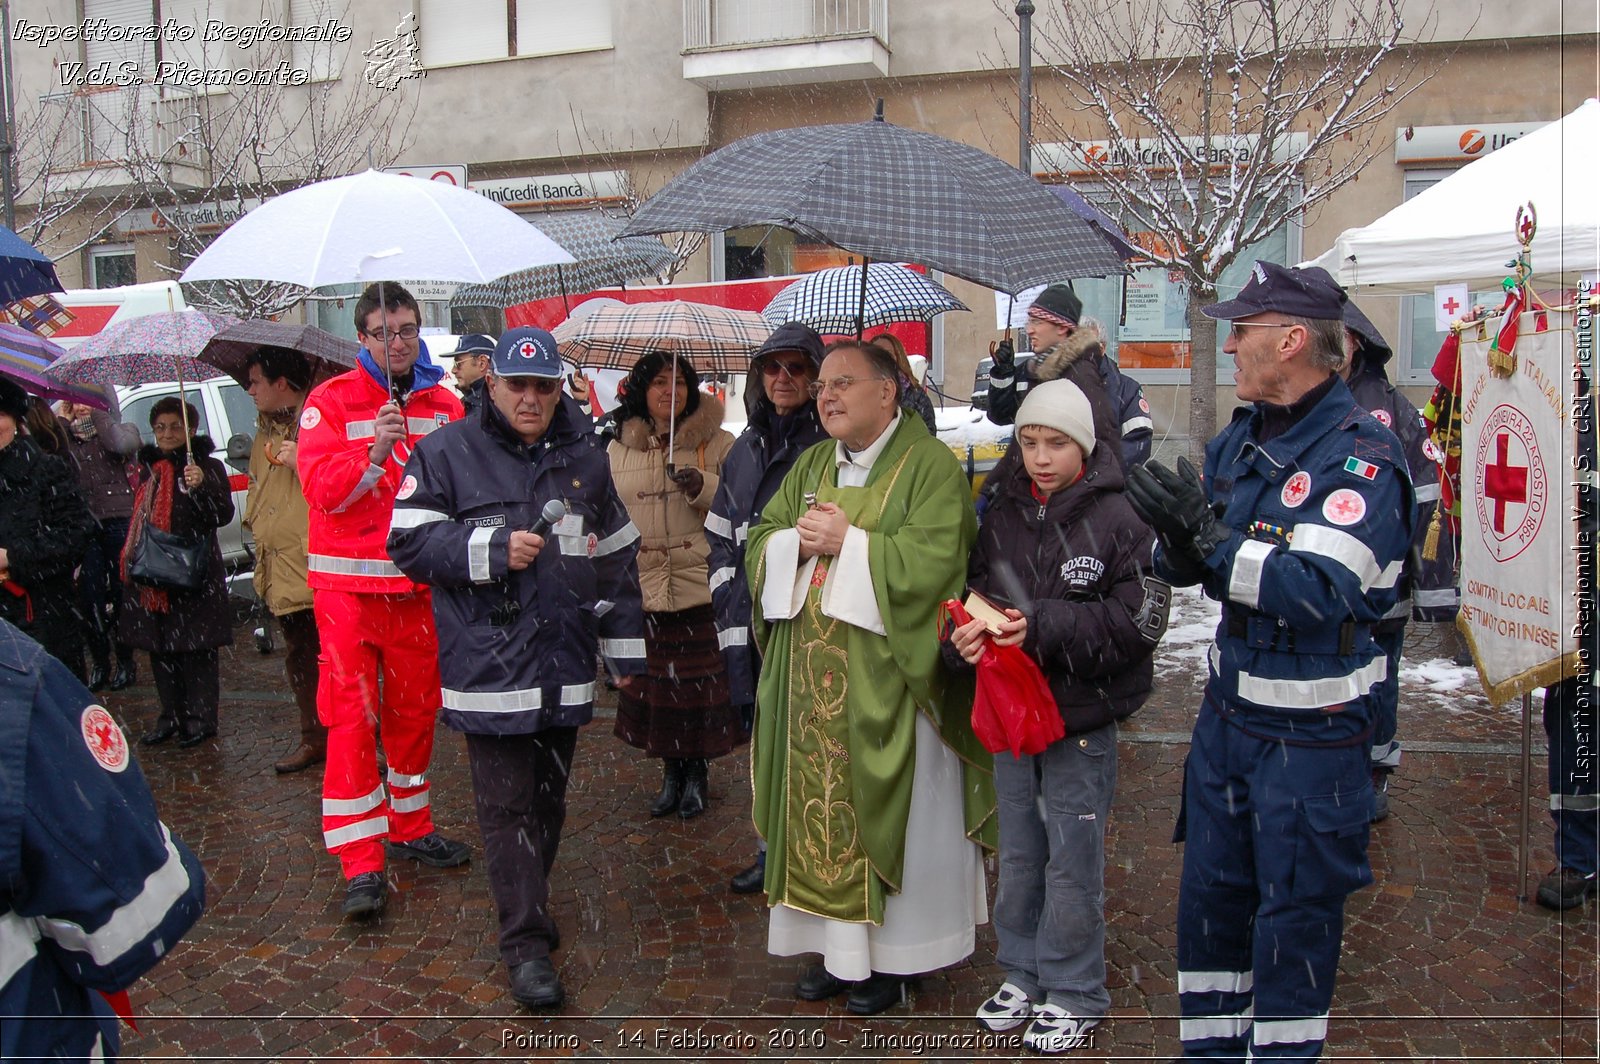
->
[0,323,112,409]
[1046,185,1141,261]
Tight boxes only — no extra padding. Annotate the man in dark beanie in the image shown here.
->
[986,282,1152,471]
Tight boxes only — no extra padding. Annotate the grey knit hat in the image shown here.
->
[1015,379,1096,456]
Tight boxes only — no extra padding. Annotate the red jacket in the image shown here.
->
[296,368,463,593]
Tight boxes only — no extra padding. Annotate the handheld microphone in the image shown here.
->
[528,498,568,538]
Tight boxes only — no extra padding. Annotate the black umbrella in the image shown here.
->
[620,106,1128,296]
[199,319,361,389]
[450,209,676,313]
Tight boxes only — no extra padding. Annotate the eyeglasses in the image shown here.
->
[762,358,812,379]
[498,376,562,396]
[362,323,421,342]
[807,375,888,399]
[1228,321,1296,340]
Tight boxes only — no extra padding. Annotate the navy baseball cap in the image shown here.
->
[492,327,562,378]
[452,333,495,357]
[1201,260,1347,322]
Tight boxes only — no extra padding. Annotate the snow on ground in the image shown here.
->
[934,404,1012,447]
[1153,585,1487,708]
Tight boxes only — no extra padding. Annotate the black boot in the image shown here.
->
[649,759,683,817]
[107,645,136,692]
[678,759,707,820]
[86,616,111,692]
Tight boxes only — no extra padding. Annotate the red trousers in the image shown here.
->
[314,589,442,878]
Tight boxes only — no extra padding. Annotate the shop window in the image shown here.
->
[90,245,136,288]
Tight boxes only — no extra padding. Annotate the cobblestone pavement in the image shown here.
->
[93,595,1597,1062]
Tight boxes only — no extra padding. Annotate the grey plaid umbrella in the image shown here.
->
[763,262,968,333]
[451,210,677,310]
[620,113,1128,295]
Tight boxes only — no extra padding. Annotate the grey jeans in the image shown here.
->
[992,720,1118,1017]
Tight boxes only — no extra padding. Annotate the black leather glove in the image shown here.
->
[1126,457,1231,565]
[990,337,1015,372]
[671,468,705,498]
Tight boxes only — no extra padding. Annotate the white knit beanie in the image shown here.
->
[1015,379,1096,456]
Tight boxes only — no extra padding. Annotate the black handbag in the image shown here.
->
[127,468,208,592]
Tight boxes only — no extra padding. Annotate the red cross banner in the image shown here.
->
[1457,306,1584,704]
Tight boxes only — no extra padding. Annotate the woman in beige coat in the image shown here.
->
[608,350,737,820]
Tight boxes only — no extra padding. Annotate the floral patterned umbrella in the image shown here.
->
[43,310,240,389]
[43,309,240,449]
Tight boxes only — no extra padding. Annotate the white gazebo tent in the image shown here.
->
[1304,99,1600,294]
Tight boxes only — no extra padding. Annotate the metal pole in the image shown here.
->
[1017,1,1035,176]
[1518,690,1533,902]
[0,0,17,229]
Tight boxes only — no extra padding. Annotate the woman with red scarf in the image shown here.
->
[119,397,234,748]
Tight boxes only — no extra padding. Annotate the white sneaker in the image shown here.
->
[1022,1004,1099,1053]
[976,981,1035,1032]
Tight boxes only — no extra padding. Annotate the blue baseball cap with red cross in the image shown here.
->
[492,326,562,378]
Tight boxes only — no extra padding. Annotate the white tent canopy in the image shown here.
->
[1303,99,1600,295]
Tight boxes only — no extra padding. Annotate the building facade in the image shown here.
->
[9,0,1597,440]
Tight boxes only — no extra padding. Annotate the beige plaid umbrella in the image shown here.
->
[554,300,771,459]
[552,299,771,375]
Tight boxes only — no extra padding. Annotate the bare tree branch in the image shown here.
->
[1020,0,1439,455]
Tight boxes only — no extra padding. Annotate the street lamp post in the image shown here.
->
[0,0,16,229]
[1017,0,1035,176]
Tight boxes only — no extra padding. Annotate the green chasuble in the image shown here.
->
[747,415,997,925]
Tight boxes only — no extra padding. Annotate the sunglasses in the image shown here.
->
[498,376,562,395]
[761,358,812,379]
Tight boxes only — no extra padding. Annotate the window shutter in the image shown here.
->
[418,0,508,66]
[514,0,612,58]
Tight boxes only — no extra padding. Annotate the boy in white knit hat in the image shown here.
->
[946,379,1168,1054]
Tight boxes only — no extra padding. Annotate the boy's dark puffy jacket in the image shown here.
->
[950,438,1167,734]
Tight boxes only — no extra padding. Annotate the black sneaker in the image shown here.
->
[1537,867,1598,911]
[342,872,387,918]
[387,832,471,868]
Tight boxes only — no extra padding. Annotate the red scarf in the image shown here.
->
[122,457,179,613]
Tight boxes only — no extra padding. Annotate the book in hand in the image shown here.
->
[963,589,1012,635]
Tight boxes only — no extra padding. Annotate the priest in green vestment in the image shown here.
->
[747,340,996,1015]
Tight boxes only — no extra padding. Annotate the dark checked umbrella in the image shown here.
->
[553,300,771,458]
[0,224,64,306]
[620,105,1128,301]
[763,262,968,333]
[450,210,677,312]
[200,319,361,389]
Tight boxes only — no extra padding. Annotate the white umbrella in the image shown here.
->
[181,169,575,289]
[1303,99,1600,294]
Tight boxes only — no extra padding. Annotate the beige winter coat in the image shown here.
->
[608,394,734,614]
[243,407,313,617]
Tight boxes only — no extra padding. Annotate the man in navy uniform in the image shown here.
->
[1126,261,1414,1061]
[0,619,205,1061]
[387,326,645,1009]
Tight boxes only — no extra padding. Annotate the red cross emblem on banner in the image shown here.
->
[1483,432,1527,534]
[1474,403,1546,562]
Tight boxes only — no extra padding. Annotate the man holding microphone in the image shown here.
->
[388,326,646,1009]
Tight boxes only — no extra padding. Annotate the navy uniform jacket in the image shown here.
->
[387,395,646,735]
[705,402,828,707]
[1345,362,1456,623]
[0,621,205,1061]
[1156,377,1415,742]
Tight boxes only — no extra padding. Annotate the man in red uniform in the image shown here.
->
[297,282,471,918]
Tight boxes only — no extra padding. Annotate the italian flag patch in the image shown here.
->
[1344,456,1379,480]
